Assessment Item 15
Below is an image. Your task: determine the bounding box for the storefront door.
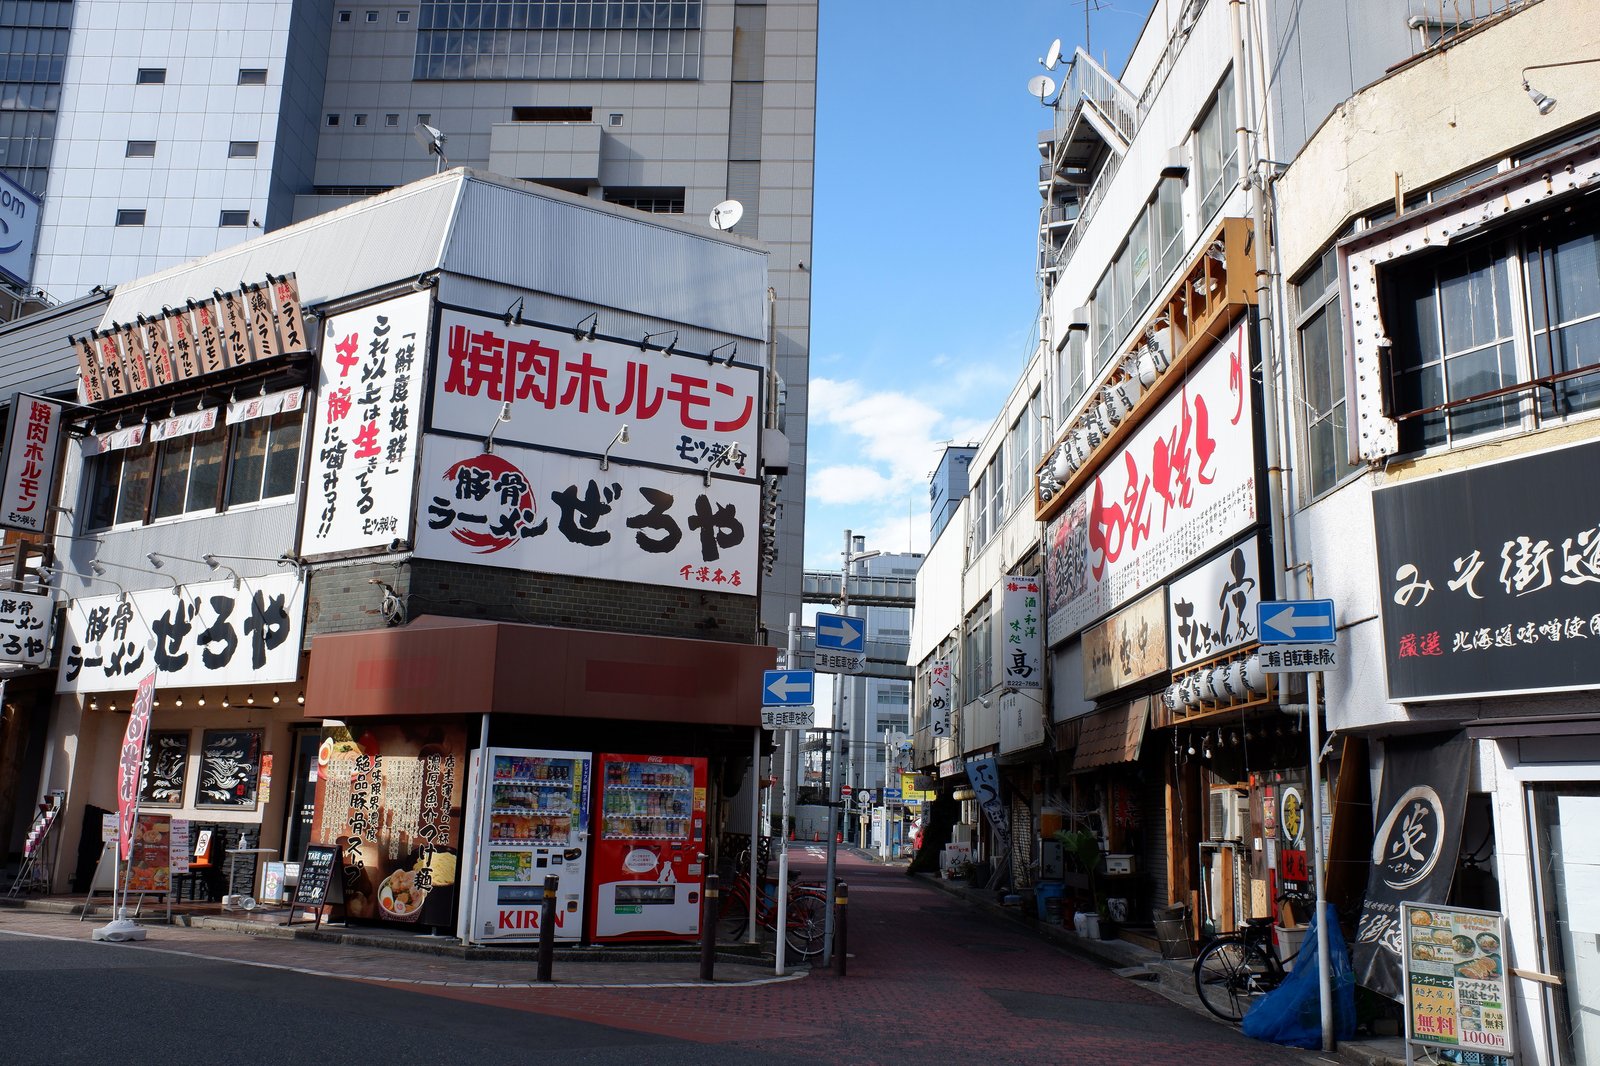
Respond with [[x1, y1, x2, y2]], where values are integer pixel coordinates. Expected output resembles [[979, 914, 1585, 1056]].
[[280, 730, 321, 866], [1530, 784, 1600, 1065]]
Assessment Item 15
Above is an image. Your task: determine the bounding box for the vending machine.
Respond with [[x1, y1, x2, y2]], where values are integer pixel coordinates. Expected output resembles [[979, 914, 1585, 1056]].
[[467, 748, 592, 942], [588, 753, 708, 943]]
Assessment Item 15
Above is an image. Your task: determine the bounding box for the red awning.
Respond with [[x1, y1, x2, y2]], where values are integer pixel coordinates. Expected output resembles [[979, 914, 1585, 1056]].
[[305, 615, 775, 727]]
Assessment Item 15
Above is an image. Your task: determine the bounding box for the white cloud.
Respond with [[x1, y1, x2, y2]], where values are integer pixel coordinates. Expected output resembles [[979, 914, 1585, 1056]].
[[810, 464, 897, 505]]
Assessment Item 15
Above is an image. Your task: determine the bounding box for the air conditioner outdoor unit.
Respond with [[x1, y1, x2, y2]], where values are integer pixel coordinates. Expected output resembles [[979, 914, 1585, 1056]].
[[1208, 786, 1250, 842]]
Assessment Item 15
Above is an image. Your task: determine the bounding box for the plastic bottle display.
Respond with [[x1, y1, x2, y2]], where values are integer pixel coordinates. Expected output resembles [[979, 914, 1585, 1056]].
[[600, 761, 693, 840], [489, 756, 581, 844]]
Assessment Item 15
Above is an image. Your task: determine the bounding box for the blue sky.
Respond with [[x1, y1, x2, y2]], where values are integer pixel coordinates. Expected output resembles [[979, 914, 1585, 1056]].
[[802, 2, 1145, 570]]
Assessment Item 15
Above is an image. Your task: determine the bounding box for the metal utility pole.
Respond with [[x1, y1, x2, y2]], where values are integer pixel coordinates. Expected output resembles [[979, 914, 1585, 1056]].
[[773, 611, 799, 975]]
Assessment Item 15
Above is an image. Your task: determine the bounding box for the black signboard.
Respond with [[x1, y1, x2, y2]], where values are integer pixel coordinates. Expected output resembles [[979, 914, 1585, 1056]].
[[1373, 439, 1600, 700], [197, 729, 262, 809], [1352, 732, 1470, 1000], [287, 844, 340, 928], [139, 730, 190, 806]]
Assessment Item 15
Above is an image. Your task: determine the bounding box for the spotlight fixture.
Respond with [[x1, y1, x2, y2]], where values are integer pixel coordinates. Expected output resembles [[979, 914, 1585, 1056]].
[[572, 312, 599, 341], [246, 693, 255, 706], [272, 692, 281, 705], [297, 693, 306, 706], [600, 424, 630, 471], [503, 296, 525, 327], [483, 400, 513, 454], [1522, 80, 1556, 115], [641, 329, 678, 354], [222, 696, 231, 708], [709, 340, 738, 367]]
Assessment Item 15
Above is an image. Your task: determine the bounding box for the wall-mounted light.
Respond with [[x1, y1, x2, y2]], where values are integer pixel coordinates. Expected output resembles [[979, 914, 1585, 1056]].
[[1520, 59, 1600, 115], [641, 329, 678, 355], [483, 400, 512, 454], [572, 312, 599, 341], [202, 554, 243, 589], [600, 424, 630, 470], [503, 296, 525, 327], [709, 340, 737, 367]]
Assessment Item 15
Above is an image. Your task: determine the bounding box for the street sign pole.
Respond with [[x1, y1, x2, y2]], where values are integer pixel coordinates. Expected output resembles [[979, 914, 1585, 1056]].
[[774, 611, 797, 976], [1308, 665, 1332, 1052]]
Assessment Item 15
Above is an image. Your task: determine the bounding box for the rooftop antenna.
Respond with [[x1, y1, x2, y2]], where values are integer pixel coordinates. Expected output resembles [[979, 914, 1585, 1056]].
[[709, 199, 744, 231], [413, 123, 448, 174]]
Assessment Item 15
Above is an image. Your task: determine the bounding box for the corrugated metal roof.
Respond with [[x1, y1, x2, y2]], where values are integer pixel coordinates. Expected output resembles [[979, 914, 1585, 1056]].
[[101, 169, 768, 340], [0, 290, 111, 399]]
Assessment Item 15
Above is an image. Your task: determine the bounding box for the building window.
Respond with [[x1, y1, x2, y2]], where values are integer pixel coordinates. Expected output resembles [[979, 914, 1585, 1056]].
[[1525, 213, 1600, 418], [125, 140, 156, 158], [412, 0, 703, 81], [218, 210, 250, 227], [226, 410, 304, 507], [354, 113, 368, 126], [970, 470, 988, 550], [963, 604, 992, 705], [397, 9, 411, 21], [366, 10, 379, 21], [609, 113, 624, 127], [1007, 405, 1033, 517], [512, 106, 593, 122], [238, 68, 268, 85], [84, 440, 156, 529], [1194, 72, 1239, 224], [603, 188, 686, 214], [228, 140, 258, 158], [326, 114, 340, 126], [152, 422, 228, 520], [385, 113, 400, 126], [1294, 245, 1358, 499], [338, 9, 352, 21], [136, 67, 166, 84], [115, 209, 146, 226]]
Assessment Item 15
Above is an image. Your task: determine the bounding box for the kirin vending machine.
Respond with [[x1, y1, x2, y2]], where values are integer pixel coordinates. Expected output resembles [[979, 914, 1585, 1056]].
[[467, 748, 592, 942], [588, 753, 707, 943]]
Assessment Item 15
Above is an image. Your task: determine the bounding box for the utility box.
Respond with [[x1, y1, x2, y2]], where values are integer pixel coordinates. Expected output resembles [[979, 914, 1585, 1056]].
[[1039, 839, 1064, 880], [1104, 853, 1135, 876]]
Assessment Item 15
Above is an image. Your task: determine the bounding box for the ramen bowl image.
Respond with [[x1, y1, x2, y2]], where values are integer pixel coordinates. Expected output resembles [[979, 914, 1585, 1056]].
[[378, 868, 429, 919]]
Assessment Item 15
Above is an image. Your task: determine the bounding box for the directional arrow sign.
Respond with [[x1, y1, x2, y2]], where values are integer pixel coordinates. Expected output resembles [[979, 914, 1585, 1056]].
[[815, 612, 866, 653], [1257, 599, 1336, 644], [762, 669, 815, 706]]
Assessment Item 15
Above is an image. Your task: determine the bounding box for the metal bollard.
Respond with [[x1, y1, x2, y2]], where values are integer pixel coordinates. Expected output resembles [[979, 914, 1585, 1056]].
[[536, 874, 558, 982], [832, 880, 848, 977], [699, 874, 718, 981]]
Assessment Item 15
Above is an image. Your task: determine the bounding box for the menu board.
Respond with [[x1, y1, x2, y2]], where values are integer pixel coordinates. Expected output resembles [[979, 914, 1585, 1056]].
[[296, 845, 338, 909], [1401, 903, 1514, 1059], [169, 819, 192, 876], [310, 721, 466, 927], [124, 814, 172, 893]]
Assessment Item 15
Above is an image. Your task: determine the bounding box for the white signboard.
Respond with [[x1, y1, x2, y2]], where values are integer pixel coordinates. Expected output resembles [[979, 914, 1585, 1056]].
[[998, 689, 1046, 755], [814, 649, 865, 674], [414, 435, 761, 596], [82, 424, 146, 457], [1259, 643, 1337, 673], [929, 658, 952, 738], [1000, 574, 1043, 689], [432, 307, 760, 475], [150, 406, 219, 443], [0, 588, 52, 666], [1045, 321, 1257, 644], [57, 571, 305, 693], [1168, 536, 1262, 670], [227, 386, 303, 426], [761, 707, 815, 730], [300, 291, 431, 558], [0, 393, 63, 533], [0, 170, 41, 288]]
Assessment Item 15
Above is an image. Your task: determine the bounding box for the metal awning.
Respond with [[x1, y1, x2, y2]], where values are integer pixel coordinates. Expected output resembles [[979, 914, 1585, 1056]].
[[1071, 696, 1151, 771]]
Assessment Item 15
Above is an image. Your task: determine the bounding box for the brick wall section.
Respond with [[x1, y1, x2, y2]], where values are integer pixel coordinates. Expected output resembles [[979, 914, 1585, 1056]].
[[305, 558, 759, 645]]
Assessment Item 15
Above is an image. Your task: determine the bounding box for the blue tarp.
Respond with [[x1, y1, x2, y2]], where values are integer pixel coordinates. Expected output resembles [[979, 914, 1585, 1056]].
[[1242, 903, 1357, 1049]]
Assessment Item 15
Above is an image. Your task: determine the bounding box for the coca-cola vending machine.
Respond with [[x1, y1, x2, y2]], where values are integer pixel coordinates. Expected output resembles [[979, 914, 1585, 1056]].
[[466, 747, 592, 942], [587, 753, 707, 943]]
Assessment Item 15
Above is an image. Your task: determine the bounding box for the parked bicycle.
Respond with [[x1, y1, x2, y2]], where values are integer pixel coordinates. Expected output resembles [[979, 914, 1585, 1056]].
[[716, 868, 829, 958], [1193, 890, 1313, 1022]]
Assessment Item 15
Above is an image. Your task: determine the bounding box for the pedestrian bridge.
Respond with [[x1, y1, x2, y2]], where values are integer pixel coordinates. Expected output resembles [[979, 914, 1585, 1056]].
[[801, 570, 917, 610]]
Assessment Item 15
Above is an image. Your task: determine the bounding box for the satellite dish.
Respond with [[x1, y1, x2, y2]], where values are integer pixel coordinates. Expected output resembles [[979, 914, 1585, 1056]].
[[1043, 38, 1063, 70], [709, 199, 744, 230], [1027, 74, 1057, 102]]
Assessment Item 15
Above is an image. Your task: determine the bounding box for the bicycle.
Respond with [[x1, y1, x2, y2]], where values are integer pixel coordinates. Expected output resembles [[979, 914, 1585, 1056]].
[[716, 868, 829, 958], [1192, 890, 1313, 1023]]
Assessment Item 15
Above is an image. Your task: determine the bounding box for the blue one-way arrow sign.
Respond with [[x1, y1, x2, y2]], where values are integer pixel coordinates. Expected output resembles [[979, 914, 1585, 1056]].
[[762, 669, 815, 706], [1258, 599, 1336, 644], [815, 612, 865, 652]]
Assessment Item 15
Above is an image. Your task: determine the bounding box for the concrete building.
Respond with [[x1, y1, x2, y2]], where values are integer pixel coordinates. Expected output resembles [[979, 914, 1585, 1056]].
[[7, 0, 816, 649], [835, 547, 919, 798]]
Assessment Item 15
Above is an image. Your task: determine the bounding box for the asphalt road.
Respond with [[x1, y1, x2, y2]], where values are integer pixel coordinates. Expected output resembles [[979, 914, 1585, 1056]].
[[1, 850, 1317, 1066]]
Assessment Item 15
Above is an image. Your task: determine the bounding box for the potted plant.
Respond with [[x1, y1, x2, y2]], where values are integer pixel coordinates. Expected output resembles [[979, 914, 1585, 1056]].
[[1055, 829, 1115, 938]]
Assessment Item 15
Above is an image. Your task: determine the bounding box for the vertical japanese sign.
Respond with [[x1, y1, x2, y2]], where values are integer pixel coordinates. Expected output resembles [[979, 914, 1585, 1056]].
[[929, 658, 952, 738], [1001, 574, 1043, 689], [116, 671, 157, 862], [965, 755, 1010, 854], [57, 572, 303, 693], [0, 392, 64, 533], [1353, 732, 1471, 999], [311, 720, 466, 927], [0, 589, 52, 667], [1373, 439, 1600, 699], [414, 436, 759, 595], [301, 291, 431, 558], [1044, 321, 1257, 644], [1401, 904, 1513, 1058]]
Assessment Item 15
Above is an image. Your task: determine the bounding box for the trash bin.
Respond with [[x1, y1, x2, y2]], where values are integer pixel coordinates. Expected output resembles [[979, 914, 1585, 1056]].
[[1153, 903, 1194, 960], [1035, 881, 1066, 923]]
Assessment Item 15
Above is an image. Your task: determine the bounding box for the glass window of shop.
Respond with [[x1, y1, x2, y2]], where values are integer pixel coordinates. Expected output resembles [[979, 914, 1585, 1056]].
[[1530, 783, 1600, 1066], [1194, 71, 1238, 224], [963, 603, 992, 707]]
